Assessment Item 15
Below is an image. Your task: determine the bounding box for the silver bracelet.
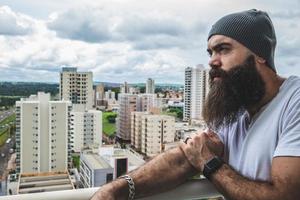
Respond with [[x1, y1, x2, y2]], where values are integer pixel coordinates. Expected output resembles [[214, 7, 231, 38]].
[[119, 175, 135, 200]]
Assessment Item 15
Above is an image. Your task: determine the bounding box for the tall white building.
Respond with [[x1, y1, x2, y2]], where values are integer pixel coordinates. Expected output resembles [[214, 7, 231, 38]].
[[146, 78, 155, 94], [184, 65, 209, 121], [120, 82, 129, 94], [70, 105, 102, 152], [105, 90, 116, 101], [59, 67, 93, 109], [15, 92, 72, 174], [117, 94, 156, 141], [95, 83, 105, 100], [135, 114, 175, 157]]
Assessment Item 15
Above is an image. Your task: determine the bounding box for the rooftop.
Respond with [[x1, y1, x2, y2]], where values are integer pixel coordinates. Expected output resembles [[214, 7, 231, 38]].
[[14, 171, 74, 195], [82, 152, 111, 169]]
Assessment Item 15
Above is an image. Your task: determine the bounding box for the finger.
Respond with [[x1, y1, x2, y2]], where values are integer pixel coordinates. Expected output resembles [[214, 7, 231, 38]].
[[206, 130, 219, 139], [184, 136, 191, 144]]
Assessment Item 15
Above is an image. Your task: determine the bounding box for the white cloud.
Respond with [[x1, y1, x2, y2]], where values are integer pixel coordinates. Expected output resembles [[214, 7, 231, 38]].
[[0, 1, 300, 83], [0, 6, 34, 36]]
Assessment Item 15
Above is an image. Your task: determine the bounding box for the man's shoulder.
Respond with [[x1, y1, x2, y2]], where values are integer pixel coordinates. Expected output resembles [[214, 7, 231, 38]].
[[283, 76, 300, 90], [279, 76, 300, 100]]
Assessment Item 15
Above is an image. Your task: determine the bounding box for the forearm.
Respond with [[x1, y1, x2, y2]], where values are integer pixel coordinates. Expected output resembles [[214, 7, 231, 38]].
[[211, 164, 285, 200], [131, 147, 198, 198], [92, 147, 198, 200]]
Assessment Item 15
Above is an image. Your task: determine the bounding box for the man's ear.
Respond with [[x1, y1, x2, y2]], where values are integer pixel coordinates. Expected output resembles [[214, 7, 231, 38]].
[[256, 56, 266, 64]]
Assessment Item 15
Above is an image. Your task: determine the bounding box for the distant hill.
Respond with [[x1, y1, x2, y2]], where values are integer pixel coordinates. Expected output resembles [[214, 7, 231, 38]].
[[0, 82, 59, 97], [94, 82, 183, 88]]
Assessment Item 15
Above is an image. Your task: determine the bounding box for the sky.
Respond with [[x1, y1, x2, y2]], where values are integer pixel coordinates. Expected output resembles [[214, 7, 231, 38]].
[[0, 0, 299, 84]]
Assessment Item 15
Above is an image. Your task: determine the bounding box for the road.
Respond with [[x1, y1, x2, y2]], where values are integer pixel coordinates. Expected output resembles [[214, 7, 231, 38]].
[[0, 135, 15, 179], [0, 109, 14, 123], [0, 110, 15, 180]]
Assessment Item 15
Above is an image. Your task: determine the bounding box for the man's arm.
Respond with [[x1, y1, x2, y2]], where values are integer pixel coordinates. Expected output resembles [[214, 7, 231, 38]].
[[181, 131, 300, 200], [210, 157, 300, 200], [91, 146, 199, 200]]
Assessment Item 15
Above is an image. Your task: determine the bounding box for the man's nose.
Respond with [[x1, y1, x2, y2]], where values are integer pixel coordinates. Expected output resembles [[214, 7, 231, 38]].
[[208, 54, 221, 68]]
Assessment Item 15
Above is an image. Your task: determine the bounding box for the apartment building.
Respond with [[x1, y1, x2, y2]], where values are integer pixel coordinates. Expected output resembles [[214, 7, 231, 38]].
[[146, 78, 155, 94], [70, 106, 102, 152], [80, 150, 113, 188], [105, 90, 116, 101], [184, 65, 209, 121], [131, 113, 175, 157], [95, 83, 105, 100], [131, 112, 145, 150], [15, 92, 72, 174], [117, 94, 156, 141], [59, 67, 93, 109], [120, 82, 129, 94], [80, 147, 144, 188]]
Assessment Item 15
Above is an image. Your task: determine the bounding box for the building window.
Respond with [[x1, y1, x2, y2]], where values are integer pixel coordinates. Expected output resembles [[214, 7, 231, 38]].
[[106, 173, 113, 183]]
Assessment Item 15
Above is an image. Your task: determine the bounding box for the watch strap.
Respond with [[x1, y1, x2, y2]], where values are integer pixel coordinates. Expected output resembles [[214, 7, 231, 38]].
[[203, 156, 223, 179]]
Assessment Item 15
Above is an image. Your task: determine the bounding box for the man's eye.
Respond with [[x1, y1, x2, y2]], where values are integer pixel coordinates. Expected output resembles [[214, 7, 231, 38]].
[[220, 47, 229, 53]]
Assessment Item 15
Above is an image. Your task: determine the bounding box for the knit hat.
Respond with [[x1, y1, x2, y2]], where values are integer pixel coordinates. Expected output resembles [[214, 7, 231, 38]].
[[208, 9, 277, 72]]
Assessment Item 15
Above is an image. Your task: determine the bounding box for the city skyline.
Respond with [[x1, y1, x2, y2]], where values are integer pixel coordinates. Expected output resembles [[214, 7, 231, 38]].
[[0, 0, 299, 84]]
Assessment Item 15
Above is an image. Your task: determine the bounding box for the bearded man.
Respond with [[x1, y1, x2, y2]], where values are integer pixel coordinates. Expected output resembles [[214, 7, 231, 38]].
[[92, 9, 300, 200]]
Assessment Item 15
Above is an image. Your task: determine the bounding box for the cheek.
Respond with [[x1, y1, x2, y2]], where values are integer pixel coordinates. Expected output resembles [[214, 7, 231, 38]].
[[221, 55, 244, 71]]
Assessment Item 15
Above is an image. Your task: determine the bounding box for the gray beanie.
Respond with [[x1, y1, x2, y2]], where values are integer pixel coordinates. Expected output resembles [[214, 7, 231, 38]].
[[208, 9, 277, 72]]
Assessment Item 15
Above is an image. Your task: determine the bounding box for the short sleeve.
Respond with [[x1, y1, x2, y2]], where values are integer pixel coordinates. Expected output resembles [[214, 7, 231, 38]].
[[274, 90, 300, 157]]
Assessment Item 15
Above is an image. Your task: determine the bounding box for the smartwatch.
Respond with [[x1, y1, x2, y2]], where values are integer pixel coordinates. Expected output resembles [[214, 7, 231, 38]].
[[203, 156, 224, 179]]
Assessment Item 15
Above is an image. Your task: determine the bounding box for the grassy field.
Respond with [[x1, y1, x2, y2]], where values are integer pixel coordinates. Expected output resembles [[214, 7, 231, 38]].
[[102, 112, 117, 137], [0, 114, 16, 126], [0, 114, 15, 146], [0, 127, 9, 146]]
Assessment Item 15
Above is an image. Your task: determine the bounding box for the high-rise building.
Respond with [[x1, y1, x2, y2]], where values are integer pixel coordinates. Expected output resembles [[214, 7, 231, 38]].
[[138, 114, 175, 157], [129, 87, 140, 94], [117, 94, 138, 141], [95, 83, 105, 100], [146, 78, 155, 94], [131, 112, 145, 150], [184, 65, 209, 121], [59, 67, 93, 109], [184, 67, 192, 121], [15, 92, 72, 174], [105, 90, 116, 101], [120, 82, 129, 94], [70, 105, 102, 152], [117, 94, 156, 141]]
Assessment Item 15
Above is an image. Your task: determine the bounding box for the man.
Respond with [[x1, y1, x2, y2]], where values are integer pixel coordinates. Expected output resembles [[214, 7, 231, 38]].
[[92, 9, 300, 200]]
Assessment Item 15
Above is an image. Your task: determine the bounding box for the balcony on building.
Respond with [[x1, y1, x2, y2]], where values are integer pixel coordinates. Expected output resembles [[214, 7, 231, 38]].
[[2, 178, 223, 200]]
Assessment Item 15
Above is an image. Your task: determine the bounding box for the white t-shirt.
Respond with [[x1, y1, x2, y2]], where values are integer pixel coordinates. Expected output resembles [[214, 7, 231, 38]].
[[218, 76, 300, 181]]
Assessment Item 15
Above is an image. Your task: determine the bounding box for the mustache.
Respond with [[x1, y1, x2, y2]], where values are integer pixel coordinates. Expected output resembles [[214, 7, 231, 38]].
[[209, 67, 228, 81]]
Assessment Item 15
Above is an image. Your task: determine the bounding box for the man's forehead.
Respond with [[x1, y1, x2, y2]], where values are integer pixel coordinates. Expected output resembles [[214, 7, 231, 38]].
[[207, 35, 238, 49]]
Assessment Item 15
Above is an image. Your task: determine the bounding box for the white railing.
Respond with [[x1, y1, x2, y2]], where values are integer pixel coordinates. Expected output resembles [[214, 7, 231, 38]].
[[0, 179, 223, 200]]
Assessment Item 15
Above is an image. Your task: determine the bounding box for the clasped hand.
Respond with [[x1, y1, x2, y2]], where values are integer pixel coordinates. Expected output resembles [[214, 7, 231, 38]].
[[180, 130, 224, 172]]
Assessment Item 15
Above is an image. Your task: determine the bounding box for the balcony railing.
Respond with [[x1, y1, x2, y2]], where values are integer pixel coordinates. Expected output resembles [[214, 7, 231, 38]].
[[1, 179, 222, 200]]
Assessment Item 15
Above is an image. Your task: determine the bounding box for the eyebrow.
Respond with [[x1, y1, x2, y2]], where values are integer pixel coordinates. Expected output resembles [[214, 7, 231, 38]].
[[207, 42, 232, 54]]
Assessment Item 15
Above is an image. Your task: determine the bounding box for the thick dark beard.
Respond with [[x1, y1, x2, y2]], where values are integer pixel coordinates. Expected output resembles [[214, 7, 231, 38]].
[[202, 55, 266, 130]]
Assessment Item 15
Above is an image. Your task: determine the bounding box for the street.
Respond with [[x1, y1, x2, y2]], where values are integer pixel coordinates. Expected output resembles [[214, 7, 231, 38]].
[[0, 135, 15, 179], [0, 109, 14, 122], [0, 110, 15, 181]]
